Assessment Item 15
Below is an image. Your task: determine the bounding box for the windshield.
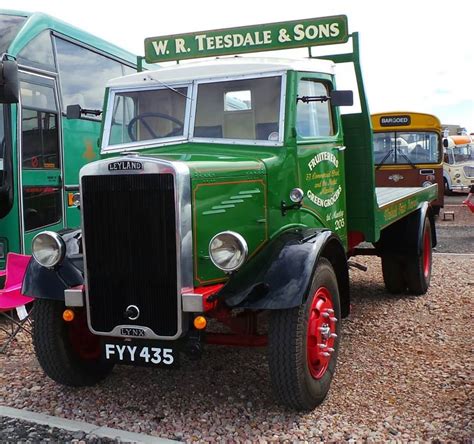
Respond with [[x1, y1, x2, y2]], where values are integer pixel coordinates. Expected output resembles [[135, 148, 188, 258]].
[[0, 14, 27, 54], [449, 144, 474, 164], [194, 76, 281, 141], [105, 74, 283, 149], [108, 87, 189, 146], [374, 131, 440, 165]]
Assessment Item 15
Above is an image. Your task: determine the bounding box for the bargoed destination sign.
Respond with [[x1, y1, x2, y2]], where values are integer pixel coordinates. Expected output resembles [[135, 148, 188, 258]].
[[144, 16, 349, 63]]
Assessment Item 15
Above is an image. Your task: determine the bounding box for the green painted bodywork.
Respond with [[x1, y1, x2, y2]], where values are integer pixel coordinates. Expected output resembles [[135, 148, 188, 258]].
[[376, 186, 438, 229], [99, 32, 437, 287], [0, 10, 141, 268]]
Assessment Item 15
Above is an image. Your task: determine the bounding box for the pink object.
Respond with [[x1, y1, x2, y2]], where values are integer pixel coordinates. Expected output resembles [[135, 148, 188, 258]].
[[0, 253, 34, 353], [465, 200, 474, 213], [0, 253, 34, 309]]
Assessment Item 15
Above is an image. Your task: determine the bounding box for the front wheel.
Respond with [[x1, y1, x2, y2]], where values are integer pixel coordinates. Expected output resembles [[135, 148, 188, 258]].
[[33, 299, 113, 386], [268, 258, 341, 410]]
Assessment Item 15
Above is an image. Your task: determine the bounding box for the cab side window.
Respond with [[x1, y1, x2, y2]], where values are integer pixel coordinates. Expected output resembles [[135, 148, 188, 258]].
[[296, 79, 334, 138]]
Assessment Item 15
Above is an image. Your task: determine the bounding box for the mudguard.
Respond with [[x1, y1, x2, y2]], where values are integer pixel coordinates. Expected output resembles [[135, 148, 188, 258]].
[[220, 227, 350, 315], [22, 229, 84, 300], [376, 202, 437, 256]]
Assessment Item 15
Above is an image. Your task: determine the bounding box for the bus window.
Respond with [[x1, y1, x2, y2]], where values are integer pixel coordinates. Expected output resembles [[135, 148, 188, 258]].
[[296, 80, 334, 138], [0, 14, 27, 53], [23, 186, 62, 231], [55, 37, 125, 113], [20, 80, 59, 169], [17, 30, 56, 72]]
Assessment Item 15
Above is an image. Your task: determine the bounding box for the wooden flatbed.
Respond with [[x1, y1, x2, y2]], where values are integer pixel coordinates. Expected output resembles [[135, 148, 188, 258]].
[[375, 184, 438, 230]]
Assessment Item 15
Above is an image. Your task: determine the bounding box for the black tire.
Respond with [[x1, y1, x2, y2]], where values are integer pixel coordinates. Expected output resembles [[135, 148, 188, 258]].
[[444, 178, 453, 196], [33, 299, 113, 386], [404, 218, 432, 295], [268, 258, 341, 411], [381, 255, 407, 294]]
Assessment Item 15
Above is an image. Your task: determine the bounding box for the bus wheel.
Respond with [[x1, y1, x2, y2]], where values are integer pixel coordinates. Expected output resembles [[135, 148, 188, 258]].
[[404, 218, 432, 295], [33, 299, 113, 386], [381, 255, 406, 294], [444, 178, 453, 196], [268, 258, 341, 410]]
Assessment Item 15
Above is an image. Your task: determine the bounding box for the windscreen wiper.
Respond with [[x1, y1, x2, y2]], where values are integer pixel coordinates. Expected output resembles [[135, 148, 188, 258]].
[[144, 74, 192, 101], [375, 149, 394, 169], [395, 147, 417, 169]]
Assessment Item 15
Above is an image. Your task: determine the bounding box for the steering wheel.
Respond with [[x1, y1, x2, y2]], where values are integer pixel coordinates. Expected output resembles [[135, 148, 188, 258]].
[[127, 112, 184, 141]]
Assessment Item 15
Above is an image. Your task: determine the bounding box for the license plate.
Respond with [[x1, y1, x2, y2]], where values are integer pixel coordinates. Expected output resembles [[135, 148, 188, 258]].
[[103, 340, 179, 368]]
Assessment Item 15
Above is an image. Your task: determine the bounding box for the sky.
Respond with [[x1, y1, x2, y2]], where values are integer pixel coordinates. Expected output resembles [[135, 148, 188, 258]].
[[3, 0, 474, 131]]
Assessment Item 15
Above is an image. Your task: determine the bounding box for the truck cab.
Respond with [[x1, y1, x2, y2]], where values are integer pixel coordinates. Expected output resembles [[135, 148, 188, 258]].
[[22, 17, 437, 411]]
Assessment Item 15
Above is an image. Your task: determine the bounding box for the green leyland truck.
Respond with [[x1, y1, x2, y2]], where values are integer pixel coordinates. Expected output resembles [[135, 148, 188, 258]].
[[23, 16, 437, 410]]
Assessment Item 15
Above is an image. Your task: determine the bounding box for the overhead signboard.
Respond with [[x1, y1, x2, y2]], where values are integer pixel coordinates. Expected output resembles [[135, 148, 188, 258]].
[[145, 15, 349, 63], [379, 115, 412, 127]]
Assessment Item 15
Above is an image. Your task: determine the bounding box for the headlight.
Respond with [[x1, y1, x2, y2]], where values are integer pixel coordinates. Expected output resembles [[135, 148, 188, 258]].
[[209, 231, 248, 272], [32, 231, 66, 268]]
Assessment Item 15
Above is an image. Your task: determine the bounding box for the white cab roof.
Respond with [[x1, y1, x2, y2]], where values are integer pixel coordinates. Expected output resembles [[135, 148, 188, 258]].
[[107, 56, 335, 88]]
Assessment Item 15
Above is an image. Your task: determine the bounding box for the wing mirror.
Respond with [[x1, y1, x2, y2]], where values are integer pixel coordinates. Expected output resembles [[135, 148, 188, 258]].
[[66, 104, 102, 119], [329, 90, 353, 107]]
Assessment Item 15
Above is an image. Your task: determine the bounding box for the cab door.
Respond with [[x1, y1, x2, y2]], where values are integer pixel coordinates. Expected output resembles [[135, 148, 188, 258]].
[[295, 73, 348, 247], [19, 72, 64, 253]]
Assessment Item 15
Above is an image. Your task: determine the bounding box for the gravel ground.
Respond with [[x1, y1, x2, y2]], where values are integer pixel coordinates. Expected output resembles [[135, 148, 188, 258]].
[[0, 416, 119, 443], [1, 255, 473, 442]]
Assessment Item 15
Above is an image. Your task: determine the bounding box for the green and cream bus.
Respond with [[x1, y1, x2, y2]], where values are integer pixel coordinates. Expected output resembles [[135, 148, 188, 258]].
[[0, 9, 145, 273]]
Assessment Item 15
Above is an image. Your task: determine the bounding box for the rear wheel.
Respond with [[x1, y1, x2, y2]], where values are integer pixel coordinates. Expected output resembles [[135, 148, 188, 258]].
[[33, 299, 113, 386], [268, 258, 341, 410], [381, 255, 406, 294], [404, 218, 432, 295]]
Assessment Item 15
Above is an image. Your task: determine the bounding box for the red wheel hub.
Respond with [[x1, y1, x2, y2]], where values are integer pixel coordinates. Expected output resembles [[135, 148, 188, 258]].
[[423, 227, 431, 279], [307, 287, 337, 380], [67, 310, 101, 360]]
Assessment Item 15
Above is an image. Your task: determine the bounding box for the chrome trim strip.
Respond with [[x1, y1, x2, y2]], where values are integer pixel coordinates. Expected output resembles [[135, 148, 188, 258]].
[[79, 154, 192, 340]]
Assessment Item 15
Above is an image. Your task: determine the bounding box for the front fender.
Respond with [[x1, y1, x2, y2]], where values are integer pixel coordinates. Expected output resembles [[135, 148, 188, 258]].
[[220, 228, 339, 310], [22, 229, 84, 300]]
